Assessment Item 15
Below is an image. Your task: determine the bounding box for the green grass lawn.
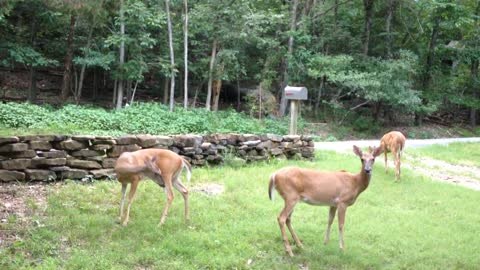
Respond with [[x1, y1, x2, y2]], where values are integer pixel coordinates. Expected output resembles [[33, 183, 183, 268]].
[[407, 142, 480, 167], [2, 149, 480, 270]]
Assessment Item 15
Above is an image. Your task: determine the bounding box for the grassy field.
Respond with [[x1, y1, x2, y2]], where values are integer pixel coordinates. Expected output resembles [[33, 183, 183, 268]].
[[1, 149, 480, 270], [407, 142, 480, 167]]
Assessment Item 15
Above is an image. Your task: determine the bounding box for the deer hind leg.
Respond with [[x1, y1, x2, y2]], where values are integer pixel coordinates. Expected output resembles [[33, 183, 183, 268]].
[[395, 149, 401, 180], [324, 206, 337, 245], [337, 204, 347, 251], [159, 175, 175, 225], [173, 179, 189, 223], [278, 198, 299, 257], [119, 182, 128, 222], [122, 177, 140, 226], [286, 211, 302, 248], [384, 150, 388, 173]]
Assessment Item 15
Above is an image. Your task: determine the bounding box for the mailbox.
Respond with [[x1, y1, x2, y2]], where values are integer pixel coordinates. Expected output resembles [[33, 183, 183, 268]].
[[285, 86, 307, 100], [284, 86, 308, 135]]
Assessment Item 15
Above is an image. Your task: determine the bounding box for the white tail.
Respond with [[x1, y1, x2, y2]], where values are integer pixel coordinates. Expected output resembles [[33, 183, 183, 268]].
[[115, 149, 192, 226], [182, 158, 192, 182], [380, 131, 406, 180], [269, 145, 383, 257], [268, 173, 276, 201]]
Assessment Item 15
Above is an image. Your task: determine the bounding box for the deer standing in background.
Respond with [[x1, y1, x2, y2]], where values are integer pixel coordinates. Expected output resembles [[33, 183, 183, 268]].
[[380, 131, 406, 180], [268, 145, 383, 257], [114, 149, 192, 226]]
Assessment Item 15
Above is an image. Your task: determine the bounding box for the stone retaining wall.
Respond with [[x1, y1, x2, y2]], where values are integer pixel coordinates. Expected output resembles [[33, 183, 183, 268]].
[[0, 134, 315, 182]]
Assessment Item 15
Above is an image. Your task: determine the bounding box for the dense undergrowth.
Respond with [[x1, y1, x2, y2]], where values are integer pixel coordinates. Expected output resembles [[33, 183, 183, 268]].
[[0, 102, 299, 136]]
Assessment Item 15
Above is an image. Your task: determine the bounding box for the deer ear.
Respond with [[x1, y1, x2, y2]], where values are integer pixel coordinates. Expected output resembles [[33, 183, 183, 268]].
[[353, 145, 362, 157], [373, 146, 384, 157]]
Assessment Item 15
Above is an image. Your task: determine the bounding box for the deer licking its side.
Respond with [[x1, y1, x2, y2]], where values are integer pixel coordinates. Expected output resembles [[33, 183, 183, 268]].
[[114, 149, 192, 226]]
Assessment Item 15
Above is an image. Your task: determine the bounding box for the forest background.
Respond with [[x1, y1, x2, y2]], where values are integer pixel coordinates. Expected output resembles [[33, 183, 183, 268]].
[[1, 0, 479, 136]]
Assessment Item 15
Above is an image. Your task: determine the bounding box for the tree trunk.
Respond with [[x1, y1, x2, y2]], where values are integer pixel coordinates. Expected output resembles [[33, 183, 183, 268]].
[[471, 60, 479, 127], [470, 1, 480, 127], [212, 80, 222, 112], [166, 0, 175, 111], [116, 0, 125, 109], [183, 0, 189, 109], [279, 0, 299, 117], [314, 75, 326, 114], [385, 0, 396, 58], [112, 79, 117, 106], [60, 14, 77, 103], [423, 16, 440, 89], [236, 80, 241, 111], [27, 15, 37, 103], [362, 0, 374, 56], [93, 68, 98, 99], [163, 78, 169, 104], [77, 25, 94, 101], [206, 39, 217, 111], [212, 63, 224, 112]]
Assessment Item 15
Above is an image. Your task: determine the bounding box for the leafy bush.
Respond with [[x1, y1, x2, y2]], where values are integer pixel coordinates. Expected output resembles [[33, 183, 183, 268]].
[[352, 116, 381, 135], [0, 102, 296, 135]]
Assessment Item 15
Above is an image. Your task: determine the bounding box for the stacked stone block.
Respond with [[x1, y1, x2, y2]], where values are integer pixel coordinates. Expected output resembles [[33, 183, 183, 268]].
[[0, 134, 315, 182]]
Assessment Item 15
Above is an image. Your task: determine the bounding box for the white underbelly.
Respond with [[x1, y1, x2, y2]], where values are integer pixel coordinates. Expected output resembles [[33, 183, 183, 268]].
[[301, 197, 334, 206]]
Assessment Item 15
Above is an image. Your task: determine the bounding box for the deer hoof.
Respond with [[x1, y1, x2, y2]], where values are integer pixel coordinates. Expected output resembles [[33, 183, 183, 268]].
[[286, 249, 294, 257]]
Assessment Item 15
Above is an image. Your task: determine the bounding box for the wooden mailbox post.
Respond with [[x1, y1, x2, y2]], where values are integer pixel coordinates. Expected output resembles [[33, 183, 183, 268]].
[[284, 86, 308, 135]]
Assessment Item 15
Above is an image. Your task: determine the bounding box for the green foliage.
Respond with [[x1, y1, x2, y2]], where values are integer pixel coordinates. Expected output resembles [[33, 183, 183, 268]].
[[0, 43, 59, 68], [0, 102, 291, 135], [352, 115, 381, 134], [1, 0, 480, 125]]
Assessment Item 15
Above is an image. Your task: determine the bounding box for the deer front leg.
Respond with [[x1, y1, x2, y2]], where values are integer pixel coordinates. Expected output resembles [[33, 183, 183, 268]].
[[159, 176, 175, 225], [337, 204, 347, 251], [122, 178, 139, 226], [324, 206, 337, 245], [119, 182, 128, 222]]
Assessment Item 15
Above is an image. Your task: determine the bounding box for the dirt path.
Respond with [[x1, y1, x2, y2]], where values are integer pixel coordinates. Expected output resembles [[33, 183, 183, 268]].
[[402, 155, 480, 191], [0, 183, 48, 247]]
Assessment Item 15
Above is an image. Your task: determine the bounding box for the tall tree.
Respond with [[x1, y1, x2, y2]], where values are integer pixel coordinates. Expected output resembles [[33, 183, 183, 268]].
[[385, 0, 396, 58], [183, 0, 189, 109], [363, 0, 374, 55], [166, 0, 175, 112], [279, 0, 299, 117], [115, 0, 125, 109], [469, 0, 480, 127], [206, 39, 217, 111], [60, 14, 77, 102]]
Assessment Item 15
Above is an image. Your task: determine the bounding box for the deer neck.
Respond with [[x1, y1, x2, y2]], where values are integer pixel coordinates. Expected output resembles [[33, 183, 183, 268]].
[[355, 170, 372, 193]]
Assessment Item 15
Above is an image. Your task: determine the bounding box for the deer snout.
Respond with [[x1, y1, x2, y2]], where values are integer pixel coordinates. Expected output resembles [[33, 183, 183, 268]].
[[364, 164, 372, 174]]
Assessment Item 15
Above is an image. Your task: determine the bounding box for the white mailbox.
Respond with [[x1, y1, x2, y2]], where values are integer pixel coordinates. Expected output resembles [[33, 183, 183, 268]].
[[285, 86, 308, 100]]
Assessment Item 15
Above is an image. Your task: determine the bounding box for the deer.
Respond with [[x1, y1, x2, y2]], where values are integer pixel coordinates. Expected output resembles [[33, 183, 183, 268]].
[[379, 131, 406, 181], [114, 148, 192, 226], [268, 145, 383, 257]]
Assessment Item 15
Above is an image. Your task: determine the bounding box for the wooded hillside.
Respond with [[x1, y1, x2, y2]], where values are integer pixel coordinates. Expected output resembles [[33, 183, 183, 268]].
[[0, 0, 479, 127]]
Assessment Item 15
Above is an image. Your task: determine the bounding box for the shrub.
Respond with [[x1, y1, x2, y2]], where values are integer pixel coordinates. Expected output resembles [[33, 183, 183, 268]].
[[0, 102, 296, 135]]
